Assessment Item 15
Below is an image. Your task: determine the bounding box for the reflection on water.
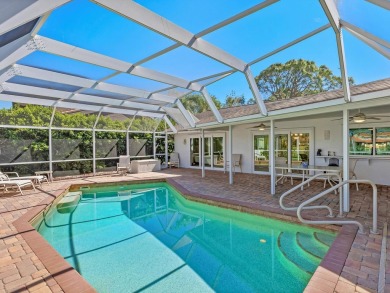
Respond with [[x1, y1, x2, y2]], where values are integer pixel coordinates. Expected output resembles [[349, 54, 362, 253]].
[[36, 183, 335, 293]]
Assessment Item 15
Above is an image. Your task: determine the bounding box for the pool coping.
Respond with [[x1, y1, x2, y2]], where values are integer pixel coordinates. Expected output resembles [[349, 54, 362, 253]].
[[13, 178, 357, 293]]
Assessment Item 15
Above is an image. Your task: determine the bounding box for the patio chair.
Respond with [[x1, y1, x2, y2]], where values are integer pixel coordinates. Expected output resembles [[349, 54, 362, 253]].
[[169, 152, 180, 168], [224, 154, 242, 174], [275, 156, 293, 185], [2, 171, 49, 186], [323, 158, 340, 189], [0, 173, 36, 195], [117, 155, 131, 175]]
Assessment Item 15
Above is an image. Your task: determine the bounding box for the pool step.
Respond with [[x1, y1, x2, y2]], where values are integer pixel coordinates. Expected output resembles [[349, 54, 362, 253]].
[[57, 191, 81, 213], [277, 232, 320, 275], [314, 232, 334, 247], [296, 232, 329, 260]]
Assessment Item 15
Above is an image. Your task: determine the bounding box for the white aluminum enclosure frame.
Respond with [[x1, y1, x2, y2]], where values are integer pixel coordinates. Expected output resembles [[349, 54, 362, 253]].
[[0, 0, 388, 188], [1, 0, 386, 125]]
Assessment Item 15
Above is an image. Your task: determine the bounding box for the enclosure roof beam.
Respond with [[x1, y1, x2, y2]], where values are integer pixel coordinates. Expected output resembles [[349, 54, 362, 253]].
[[92, 0, 247, 72], [319, 0, 341, 33], [49, 106, 56, 128], [0, 0, 71, 36], [37, 36, 204, 91], [133, 0, 279, 66], [176, 100, 196, 128], [365, 0, 390, 10], [164, 116, 177, 133], [245, 68, 268, 115], [126, 113, 137, 131], [0, 35, 32, 71], [341, 20, 390, 59], [319, 0, 351, 102], [0, 93, 164, 118], [2, 82, 166, 114], [92, 0, 268, 116], [14, 65, 178, 104], [93, 108, 103, 129], [343, 27, 390, 60], [249, 24, 331, 65], [201, 88, 224, 123]]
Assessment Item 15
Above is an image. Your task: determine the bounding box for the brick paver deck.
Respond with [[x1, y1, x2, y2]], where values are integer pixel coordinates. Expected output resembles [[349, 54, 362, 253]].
[[1, 168, 388, 292]]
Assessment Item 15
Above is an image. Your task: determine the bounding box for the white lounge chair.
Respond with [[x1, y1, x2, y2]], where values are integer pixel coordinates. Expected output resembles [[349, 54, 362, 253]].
[[117, 155, 131, 175], [0, 173, 36, 195], [169, 152, 180, 168], [2, 171, 49, 186]]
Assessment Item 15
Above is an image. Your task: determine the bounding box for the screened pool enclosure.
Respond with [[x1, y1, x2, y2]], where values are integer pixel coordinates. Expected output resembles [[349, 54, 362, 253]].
[[0, 105, 174, 177], [0, 0, 389, 179]]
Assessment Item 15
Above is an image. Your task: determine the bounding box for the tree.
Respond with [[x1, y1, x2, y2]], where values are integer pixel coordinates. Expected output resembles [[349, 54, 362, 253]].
[[223, 90, 246, 107], [246, 97, 256, 105], [181, 93, 221, 114], [255, 59, 354, 101]]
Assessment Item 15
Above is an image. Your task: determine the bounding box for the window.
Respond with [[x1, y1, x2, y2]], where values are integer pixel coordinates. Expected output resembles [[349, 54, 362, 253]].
[[375, 127, 390, 155], [349, 128, 373, 155]]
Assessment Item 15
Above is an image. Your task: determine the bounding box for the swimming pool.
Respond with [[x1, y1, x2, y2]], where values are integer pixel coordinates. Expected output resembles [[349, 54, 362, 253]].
[[34, 182, 336, 292]]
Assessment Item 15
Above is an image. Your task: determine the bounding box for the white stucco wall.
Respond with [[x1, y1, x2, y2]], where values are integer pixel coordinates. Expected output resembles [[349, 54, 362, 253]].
[[174, 117, 390, 186]]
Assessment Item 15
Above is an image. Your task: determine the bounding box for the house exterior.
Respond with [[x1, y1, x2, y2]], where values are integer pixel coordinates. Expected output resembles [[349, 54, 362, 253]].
[[173, 78, 390, 186]]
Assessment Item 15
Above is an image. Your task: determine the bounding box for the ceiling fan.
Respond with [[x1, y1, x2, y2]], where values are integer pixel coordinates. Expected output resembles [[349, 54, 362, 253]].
[[333, 110, 390, 123], [248, 123, 275, 130]]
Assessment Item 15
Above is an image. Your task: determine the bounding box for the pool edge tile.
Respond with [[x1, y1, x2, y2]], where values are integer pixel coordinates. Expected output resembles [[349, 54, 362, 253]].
[[12, 183, 98, 293]]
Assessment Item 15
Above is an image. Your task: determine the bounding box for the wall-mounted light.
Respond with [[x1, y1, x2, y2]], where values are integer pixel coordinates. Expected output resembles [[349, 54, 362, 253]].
[[183, 138, 187, 145]]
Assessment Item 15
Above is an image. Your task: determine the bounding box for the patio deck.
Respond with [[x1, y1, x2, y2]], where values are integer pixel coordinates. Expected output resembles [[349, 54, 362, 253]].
[[0, 168, 388, 293]]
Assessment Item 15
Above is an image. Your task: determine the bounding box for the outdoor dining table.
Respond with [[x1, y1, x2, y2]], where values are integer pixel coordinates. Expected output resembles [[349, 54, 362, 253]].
[[275, 164, 342, 190]]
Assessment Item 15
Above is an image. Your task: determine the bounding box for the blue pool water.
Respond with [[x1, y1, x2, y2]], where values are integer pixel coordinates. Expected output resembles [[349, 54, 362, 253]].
[[35, 183, 336, 292]]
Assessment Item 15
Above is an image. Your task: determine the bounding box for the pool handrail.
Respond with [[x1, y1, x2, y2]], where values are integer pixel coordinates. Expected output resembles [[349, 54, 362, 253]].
[[297, 179, 377, 234], [279, 173, 343, 217]]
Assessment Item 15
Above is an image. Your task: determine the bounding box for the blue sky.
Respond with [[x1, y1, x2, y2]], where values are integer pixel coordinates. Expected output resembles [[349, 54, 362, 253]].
[[1, 0, 389, 109]]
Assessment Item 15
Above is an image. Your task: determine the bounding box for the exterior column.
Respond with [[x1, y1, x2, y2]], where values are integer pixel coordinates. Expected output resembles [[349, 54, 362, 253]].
[[92, 129, 96, 176], [48, 107, 55, 175], [342, 109, 350, 212], [165, 132, 168, 169], [270, 119, 275, 195], [153, 131, 156, 159], [229, 125, 233, 184], [49, 127, 52, 173], [201, 129, 205, 178], [126, 131, 129, 156]]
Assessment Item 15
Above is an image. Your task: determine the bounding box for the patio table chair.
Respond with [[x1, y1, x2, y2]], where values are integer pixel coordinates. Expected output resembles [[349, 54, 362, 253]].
[[323, 158, 359, 191], [224, 154, 242, 174], [169, 152, 180, 168], [117, 155, 131, 175], [275, 156, 293, 185]]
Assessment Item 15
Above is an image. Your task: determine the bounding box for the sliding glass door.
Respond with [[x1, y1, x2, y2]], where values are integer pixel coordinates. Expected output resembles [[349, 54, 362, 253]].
[[291, 133, 310, 163], [190, 138, 200, 166], [252, 130, 311, 173], [253, 134, 269, 172], [189, 134, 224, 169]]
